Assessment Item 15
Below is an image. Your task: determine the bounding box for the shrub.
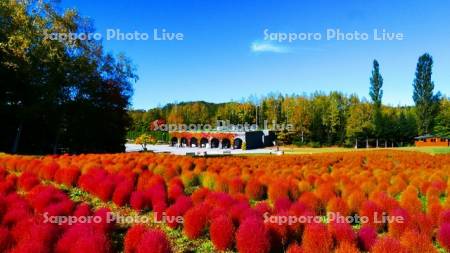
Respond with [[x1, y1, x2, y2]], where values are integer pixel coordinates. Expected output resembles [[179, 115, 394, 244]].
[[180, 171, 198, 189], [18, 222, 59, 245], [439, 210, 450, 225], [124, 224, 147, 253], [112, 179, 134, 206], [288, 201, 310, 235], [0, 227, 12, 252], [9, 240, 49, 253], [228, 177, 245, 194], [286, 243, 303, 253], [136, 229, 171, 253], [54, 167, 80, 186], [0, 194, 6, 219], [210, 215, 234, 251], [152, 200, 168, 221], [55, 224, 110, 253], [399, 190, 422, 215], [2, 196, 33, 227], [0, 167, 6, 180], [191, 187, 210, 204], [327, 197, 349, 216], [371, 192, 400, 213], [205, 192, 235, 210], [9, 221, 59, 253], [427, 203, 442, 226], [298, 192, 320, 213], [288, 201, 309, 215], [200, 172, 216, 190], [254, 201, 272, 216], [229, 202, 252, 224], [371, 237, 408, 253], [10, 219, 32, 242], [167, 178, 184, 201], [78, 169, 105, 193], [399, 230, 436, 253], [130, 191, 148, 211], [183, 204, 209, 239], [136, 171, 153, 190], [213, 176, 228, 192], [359, 201, 383, 230], [268, 180, 289, 203], [329, 221, 356, 244], [40, 162, 59, 180], [357, 226, 377, 251], [410, 213, 433, 237], [93, 208, 114, 233], [44, 199, 74, 217], [17, 172, 40, 191], [147, 184, 167, 208], [266, 211, 290, 250], [0, 176, 16, 194], [347, 191, 366, 213], [274, 197, 292, 213], [245, 178, 266, 201], [28, 186, 71, 213], [437, 223, 450, 251], [239, 208, 261, 223], [236, 217, 270, 253], [165, 196, 193, 228], [209, 206, 228, 220], [233, 193, 249, 204], [301, 223, 332, 253], [388, 208, 410, 238], [334, 242, 360, 253], [315, 183, 336, 204], [95, 177, 116, 202], [73, 203, 91, 218]]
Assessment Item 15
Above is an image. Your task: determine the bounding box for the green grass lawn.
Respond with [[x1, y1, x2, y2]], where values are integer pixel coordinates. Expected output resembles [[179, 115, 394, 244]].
[[279, 146, 450, 155], [281, 147, 356, 154], [397, 146, 450, 154]]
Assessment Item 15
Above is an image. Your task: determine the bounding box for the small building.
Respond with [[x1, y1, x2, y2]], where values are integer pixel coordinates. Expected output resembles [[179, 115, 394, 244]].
[[415, 135, 450, 147], [169, 130, 276, 149]]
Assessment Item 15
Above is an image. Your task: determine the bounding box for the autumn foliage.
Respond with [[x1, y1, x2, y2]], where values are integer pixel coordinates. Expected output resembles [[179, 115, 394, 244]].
[[0, 150, 449, 252]]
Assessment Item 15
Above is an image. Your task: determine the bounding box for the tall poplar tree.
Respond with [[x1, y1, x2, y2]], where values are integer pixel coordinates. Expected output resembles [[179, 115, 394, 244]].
[[412, 53, 440, 135], [369, 60, 383, 146]]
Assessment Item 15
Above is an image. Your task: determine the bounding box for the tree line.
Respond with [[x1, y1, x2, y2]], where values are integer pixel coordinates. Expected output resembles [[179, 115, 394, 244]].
[[0, 0, 136, 154], [130, 54, 449, 147]]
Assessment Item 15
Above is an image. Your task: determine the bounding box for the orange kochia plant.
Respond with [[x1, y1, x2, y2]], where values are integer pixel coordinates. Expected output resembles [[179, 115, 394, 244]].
[[0, 151, 450, 252]]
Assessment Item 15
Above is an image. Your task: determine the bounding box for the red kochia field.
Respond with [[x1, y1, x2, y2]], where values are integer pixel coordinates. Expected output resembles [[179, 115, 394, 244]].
[[0, 151, 449, 253]]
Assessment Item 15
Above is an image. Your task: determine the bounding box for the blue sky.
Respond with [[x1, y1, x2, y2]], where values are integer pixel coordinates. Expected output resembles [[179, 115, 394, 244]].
[[61, 0, 450, 109]]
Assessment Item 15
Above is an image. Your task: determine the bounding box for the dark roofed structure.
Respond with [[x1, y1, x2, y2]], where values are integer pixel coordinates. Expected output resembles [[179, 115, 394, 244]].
[[415, 135, 450, 147]]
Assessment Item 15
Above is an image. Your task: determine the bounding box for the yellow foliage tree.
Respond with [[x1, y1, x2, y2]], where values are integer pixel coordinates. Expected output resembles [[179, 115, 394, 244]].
[[135, 134, 156, 151]]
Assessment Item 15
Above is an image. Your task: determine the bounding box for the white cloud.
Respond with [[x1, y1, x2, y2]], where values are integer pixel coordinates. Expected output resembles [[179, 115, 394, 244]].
[[250, 41, 289, 53]]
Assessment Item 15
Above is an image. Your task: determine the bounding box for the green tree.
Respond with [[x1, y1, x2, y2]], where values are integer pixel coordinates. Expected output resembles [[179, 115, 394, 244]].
[[0, 0, 136, 154], [369, 60, 383, 146], [369, 60, 383, 107], [394, 109, 417, 146], [412, 53, 440, 135], [434, 98, 450, 137], [291, 96, 312, 143], [345, 96, 373, 148], [135, 133, 156, 151]]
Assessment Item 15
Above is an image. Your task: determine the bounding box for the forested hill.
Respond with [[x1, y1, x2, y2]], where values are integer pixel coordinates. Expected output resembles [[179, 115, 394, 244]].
[[128, 93, 424, 146]]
